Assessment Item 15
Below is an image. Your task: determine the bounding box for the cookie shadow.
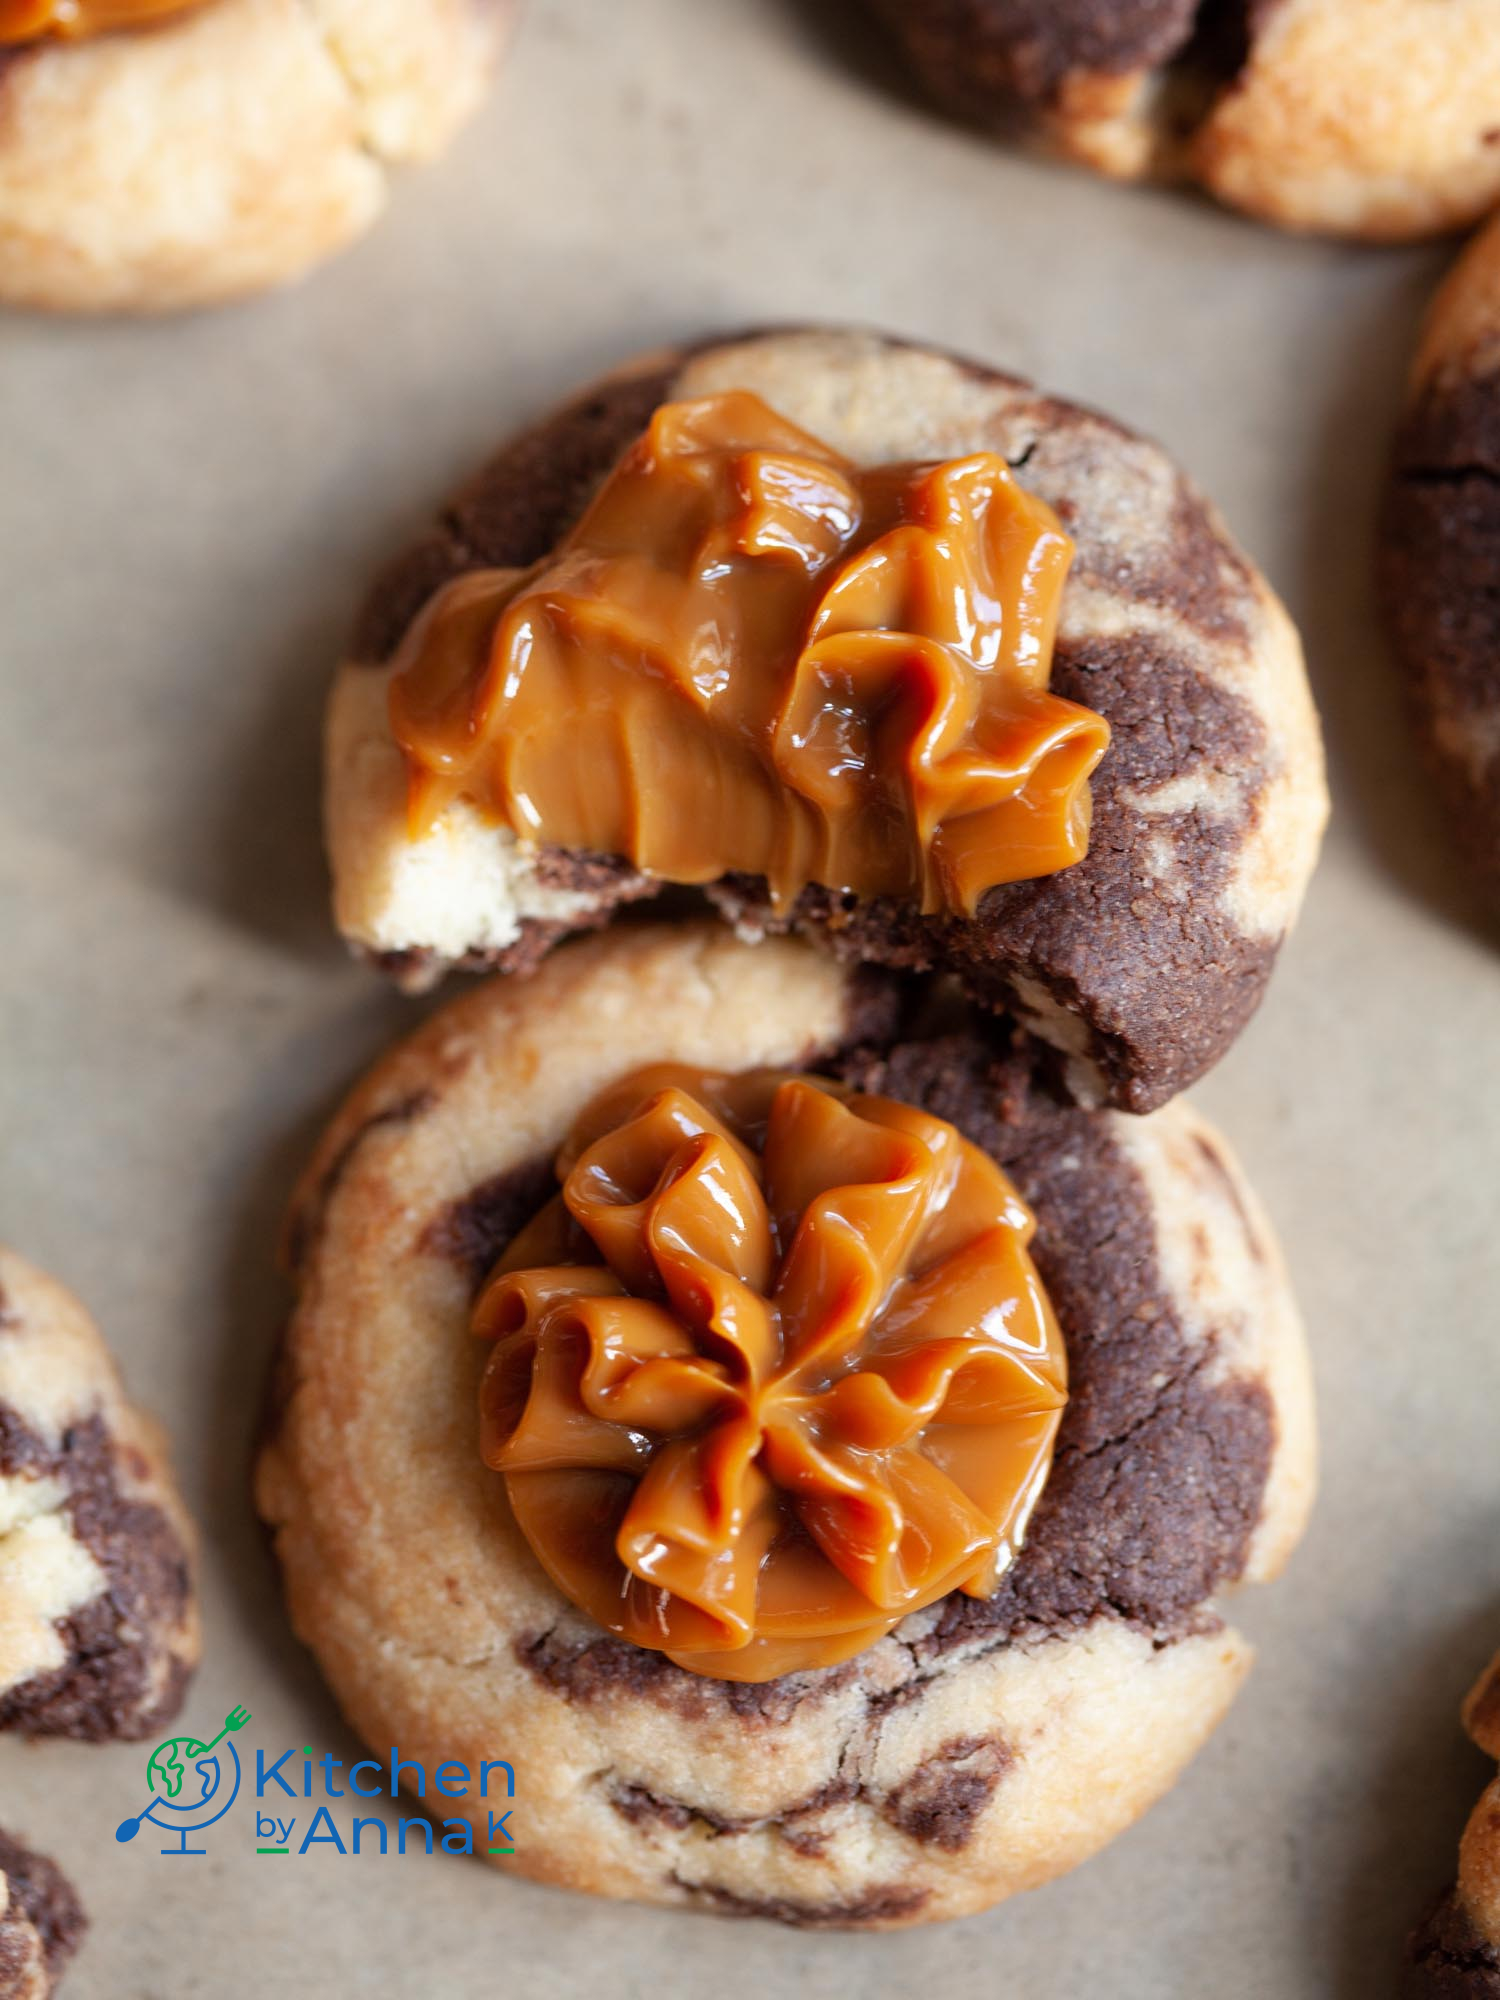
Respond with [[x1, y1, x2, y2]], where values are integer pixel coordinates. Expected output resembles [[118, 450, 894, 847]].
[[199, 992, 436, 1738], [201, 1086, 348, 1730], [1297, 247, 1499, 949], [757, 0, 925, 110], [204, 588, 354, 965], [1330, 1593, 1499, 1997]]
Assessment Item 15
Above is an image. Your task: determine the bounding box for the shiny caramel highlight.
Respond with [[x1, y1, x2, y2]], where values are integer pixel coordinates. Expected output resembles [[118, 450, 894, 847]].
[[391, 392, 1108, 918]]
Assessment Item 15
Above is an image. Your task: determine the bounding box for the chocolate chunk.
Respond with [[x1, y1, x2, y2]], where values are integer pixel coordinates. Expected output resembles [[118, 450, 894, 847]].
[[0, 1409, 192, 1743], [421, 1156, 558, 1289], [1404, 1889, 1500, 1998], [518, 1625, 860, 1724], [881, 1734, 1012, 1848], [608, 1774, 858, 1841]]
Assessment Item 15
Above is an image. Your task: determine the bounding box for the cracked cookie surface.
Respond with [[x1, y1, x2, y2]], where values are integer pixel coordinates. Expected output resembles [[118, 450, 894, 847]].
[[1381, 212, 1500, 911], [255, 922, 1315, 1926], [857, 0, 1500, 240], [0, 1248, 198, 1741], [0, 1829, 84, 2000], [0, 0, 515, 311], [1404, 1648, 1500, 1997], [330, 326, 1326, 1115]]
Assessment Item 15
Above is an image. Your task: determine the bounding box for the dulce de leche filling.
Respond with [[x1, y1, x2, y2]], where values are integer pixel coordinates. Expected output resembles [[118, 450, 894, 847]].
[[0, 0, 202, 42], [390, 391, 1110, 918], [473, 1064, 1069, 1682]]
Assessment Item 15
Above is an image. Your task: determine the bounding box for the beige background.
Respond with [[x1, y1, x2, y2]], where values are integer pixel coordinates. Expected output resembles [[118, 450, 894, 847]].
[[1, 1, 1497, 1993]]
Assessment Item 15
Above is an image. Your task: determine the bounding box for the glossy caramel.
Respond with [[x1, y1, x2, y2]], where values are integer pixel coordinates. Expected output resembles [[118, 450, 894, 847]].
[[391, 392, 1109, 918], [473, 1065, 1069, 1682], [0, 0, 201, 43]]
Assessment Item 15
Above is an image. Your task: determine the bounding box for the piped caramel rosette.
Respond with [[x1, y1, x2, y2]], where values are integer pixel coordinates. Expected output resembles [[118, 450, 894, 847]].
[[390, 390, 1110, 920], [473, 1062, 1068, 1682], [0, 0, 201, 42]]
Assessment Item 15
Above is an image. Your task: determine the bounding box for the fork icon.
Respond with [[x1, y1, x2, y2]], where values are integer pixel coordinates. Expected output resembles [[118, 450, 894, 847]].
[[197, 1704, 252, 1756]]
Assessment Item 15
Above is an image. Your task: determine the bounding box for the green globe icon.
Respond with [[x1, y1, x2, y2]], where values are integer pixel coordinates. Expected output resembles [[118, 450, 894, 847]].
[[146, 1737, 222, 1813], [116, 1704, 251, 1855]]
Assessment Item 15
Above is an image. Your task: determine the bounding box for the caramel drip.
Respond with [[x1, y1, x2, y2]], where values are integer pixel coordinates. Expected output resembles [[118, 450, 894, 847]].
[[0, 0, 202, 42], [474, 1065, 1069, 1682], [391, 392, 1110, 918]]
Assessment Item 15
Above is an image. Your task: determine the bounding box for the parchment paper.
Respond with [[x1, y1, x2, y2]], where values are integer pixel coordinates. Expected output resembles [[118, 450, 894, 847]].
[[2, 2, 1497, 1994]]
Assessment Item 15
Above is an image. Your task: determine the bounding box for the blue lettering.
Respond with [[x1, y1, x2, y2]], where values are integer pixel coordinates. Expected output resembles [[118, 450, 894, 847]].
[[298, 1807, 346, 1856], [319, 1753, 345, 1799], [434, 1760, 468, 1799], [351, 1817, 387, 1855], [441, 1820, 474, 1856], [479, 1760, 515, 1799], [256, 1749, 296, 1799], [397, 1818, 433, 1855], [349, 1760, 382, 1799], [488, 1809, 514, 1848], [390, 1750, 425, 1799]]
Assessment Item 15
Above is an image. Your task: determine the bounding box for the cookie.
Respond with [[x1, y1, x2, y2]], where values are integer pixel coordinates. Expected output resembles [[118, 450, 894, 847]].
[[857, 0, 1500, 241], [0, 1830, 84, 2000], [1381, 212, 1500, 907], [0, 0, 514, 312], [328, 326, 1326, 1115], [256, 923, 1315, 1927], [0, 1248, 198, 1740], [1404, 1649, 1500, 1997]]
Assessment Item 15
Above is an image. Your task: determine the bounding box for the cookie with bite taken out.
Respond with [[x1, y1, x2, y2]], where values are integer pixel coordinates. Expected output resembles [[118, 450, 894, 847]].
[[328, 326, 1326, 1114]]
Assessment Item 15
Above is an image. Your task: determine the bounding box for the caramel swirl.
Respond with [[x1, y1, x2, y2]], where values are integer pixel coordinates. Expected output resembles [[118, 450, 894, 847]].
[[0, 0, 202, 43], [391, 391, 1110, 918], [474, 1065, 1068, 1682]]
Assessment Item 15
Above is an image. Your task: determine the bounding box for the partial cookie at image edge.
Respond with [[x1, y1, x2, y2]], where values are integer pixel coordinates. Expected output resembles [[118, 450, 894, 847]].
[[0, 1247, 199, 1742]]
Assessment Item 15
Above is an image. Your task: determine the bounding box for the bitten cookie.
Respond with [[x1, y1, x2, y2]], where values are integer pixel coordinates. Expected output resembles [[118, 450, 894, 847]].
[[856, 0, 1500, 241], [1404, 1649, 1500, 1997], [1381, 212, 1500, 908], [0, 0, 514, 313], [0, 1830, 84, 2000], [256, 923, 1316, 1928], [328, 326, 1326, 1115], [0, 1248, 198, 1739]]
